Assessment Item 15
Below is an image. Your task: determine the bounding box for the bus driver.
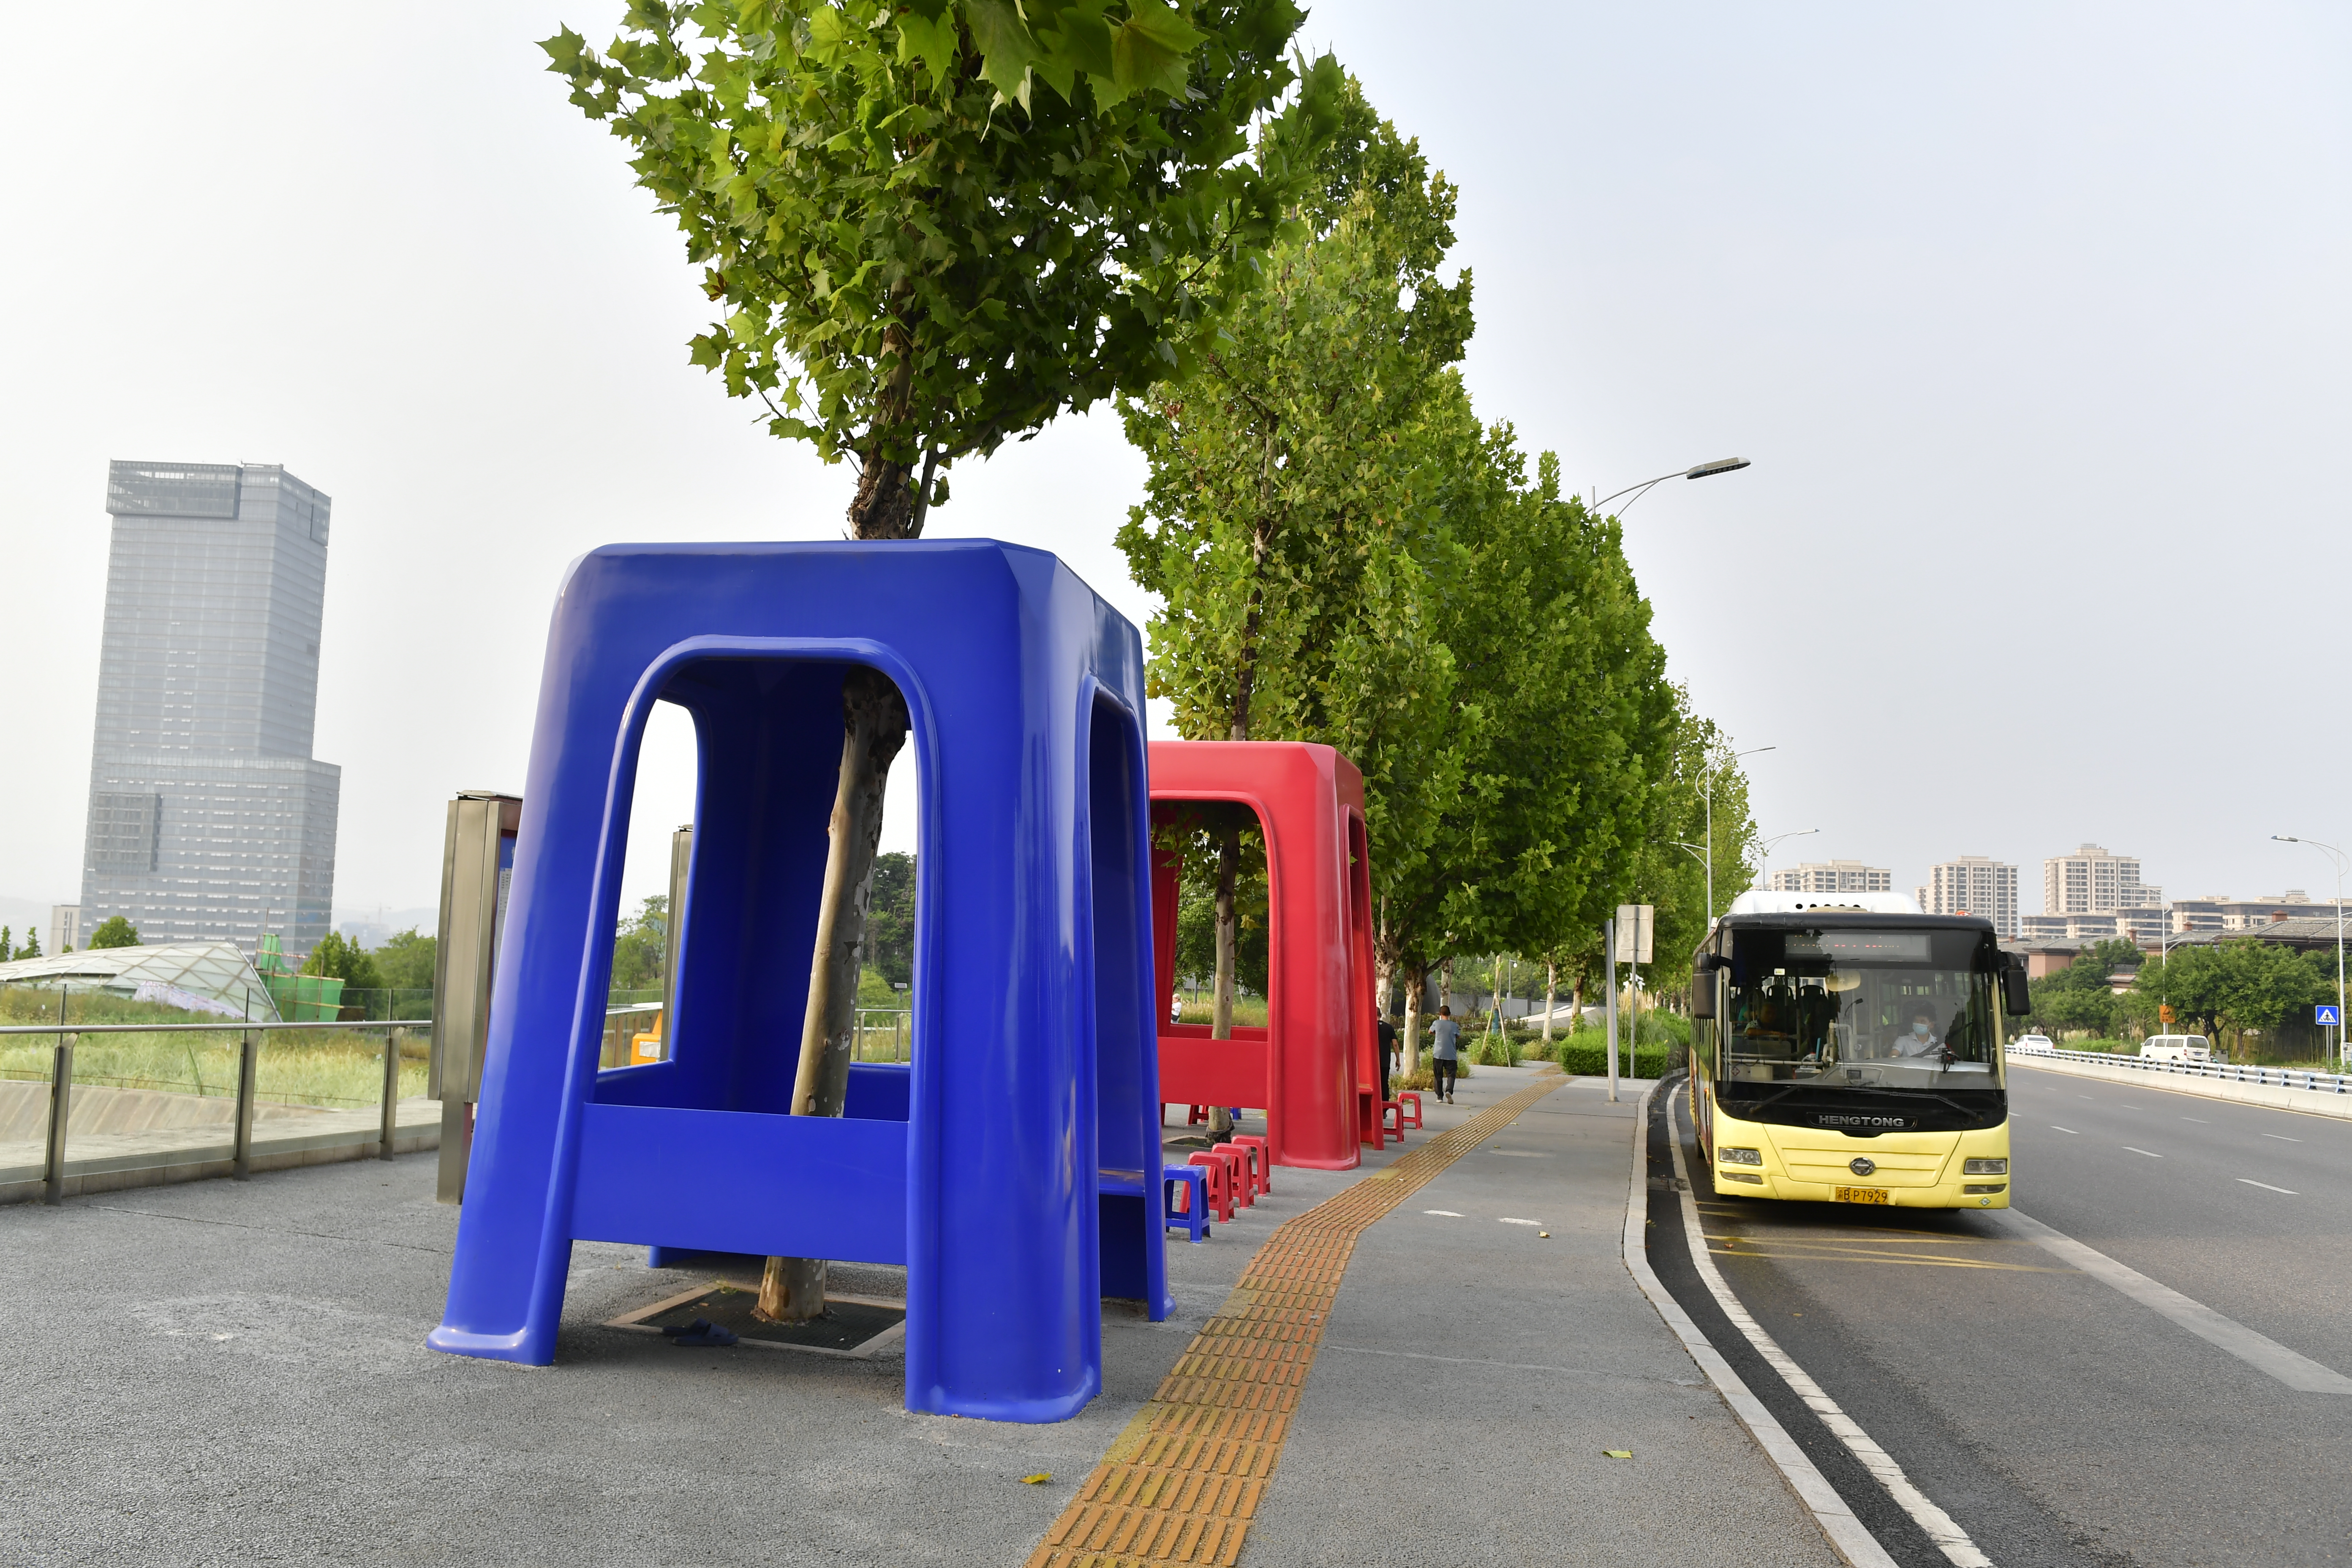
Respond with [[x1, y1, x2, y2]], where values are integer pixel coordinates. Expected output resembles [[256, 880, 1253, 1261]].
[[1893, 1005, 1943, 1058]]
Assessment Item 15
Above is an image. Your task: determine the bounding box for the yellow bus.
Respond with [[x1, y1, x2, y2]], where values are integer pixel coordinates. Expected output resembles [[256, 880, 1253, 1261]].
[[1688, 893, 2030, 1209]]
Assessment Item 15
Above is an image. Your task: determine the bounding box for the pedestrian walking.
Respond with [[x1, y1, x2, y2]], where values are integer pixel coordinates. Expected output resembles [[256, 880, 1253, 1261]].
[[1431, 1005, 1460, 1103], [1376, 1012, 1398, 1103]]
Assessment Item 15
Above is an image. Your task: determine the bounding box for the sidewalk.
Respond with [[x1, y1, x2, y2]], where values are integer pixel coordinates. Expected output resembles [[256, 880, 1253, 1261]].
[[0, 1066, 1835, 1567]]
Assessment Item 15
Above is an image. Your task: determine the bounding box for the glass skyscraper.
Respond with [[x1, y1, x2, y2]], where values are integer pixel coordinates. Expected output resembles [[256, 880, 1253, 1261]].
[[79, 461, 341, 955]]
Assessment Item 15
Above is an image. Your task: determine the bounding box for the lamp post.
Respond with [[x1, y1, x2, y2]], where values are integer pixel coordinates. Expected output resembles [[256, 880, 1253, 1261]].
[[1756, 828, 1821, 890], [1592, 457, 1753, 516], [2271, 835, 2347, 1072]]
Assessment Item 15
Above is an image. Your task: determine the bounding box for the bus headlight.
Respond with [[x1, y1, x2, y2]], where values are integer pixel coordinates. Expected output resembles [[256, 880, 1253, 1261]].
[[1719, 1146, 1764, 1166], [1963, 1157, 2008, 1175]]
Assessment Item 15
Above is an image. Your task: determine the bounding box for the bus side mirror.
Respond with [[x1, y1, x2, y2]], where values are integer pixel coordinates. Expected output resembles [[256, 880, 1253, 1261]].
[[1690, 956, 1720, 1020], [2002, 958, 2031, 1015]]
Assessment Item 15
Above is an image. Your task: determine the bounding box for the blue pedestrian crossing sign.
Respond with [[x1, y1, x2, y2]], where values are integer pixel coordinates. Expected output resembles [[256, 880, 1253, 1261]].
[[2319, 1004, 2341, 1026]]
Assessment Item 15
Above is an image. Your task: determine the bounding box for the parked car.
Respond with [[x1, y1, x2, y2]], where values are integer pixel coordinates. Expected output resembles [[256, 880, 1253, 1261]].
[[2140, 1034, 2212, 1064], [2010, 1032, 2056, 1055]]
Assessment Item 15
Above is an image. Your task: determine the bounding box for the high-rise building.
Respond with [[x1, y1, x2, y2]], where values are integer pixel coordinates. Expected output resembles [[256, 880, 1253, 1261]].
[[77, 461, 340, 956], [1926, 856, 2019, 937], [1769, 860, 1892, 895], [2041, 844, 2159, 917]]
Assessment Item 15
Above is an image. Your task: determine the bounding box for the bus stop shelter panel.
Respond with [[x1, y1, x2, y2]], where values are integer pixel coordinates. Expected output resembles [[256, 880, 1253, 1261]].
[[1149, 741, 1380, 1170], [427, 539, 1166, 1424]]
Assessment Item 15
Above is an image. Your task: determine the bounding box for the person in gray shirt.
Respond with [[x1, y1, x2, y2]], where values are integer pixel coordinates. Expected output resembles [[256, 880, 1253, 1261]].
[[1430, 1006, 1460, 1103]]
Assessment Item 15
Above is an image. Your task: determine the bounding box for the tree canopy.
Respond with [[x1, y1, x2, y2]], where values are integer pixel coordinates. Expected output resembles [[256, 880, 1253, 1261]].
[[372, 928, 438, 993], [86, 916, 138, 951], [547, 0, 1340, 535], [300, 931, 384, 991]]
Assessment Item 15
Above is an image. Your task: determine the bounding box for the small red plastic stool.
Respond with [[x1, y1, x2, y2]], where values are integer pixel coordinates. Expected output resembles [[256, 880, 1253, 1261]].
[[1376, 1100, 1403, 1145], [1395, 1091, 1424, 1130], [1228, 1134, 1273, 1197], [1209, 1145, 1253, 1207], [1185, 1150, 1236, 1222]]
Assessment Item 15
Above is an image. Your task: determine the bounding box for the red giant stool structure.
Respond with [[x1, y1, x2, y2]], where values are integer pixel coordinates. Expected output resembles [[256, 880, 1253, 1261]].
[[1149, 742, 1384, 1168]]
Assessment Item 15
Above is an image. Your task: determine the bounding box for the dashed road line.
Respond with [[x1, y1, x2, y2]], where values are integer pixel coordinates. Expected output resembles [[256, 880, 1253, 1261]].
[[2238, 1179, 2298, 1195], [2123, 1146, 2163, 1158], [2051, 1126, 2079, 1134]]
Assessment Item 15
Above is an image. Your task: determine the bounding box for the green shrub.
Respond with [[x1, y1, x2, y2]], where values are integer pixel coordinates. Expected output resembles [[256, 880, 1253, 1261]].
[[1554, 1040, 1671, 1079]]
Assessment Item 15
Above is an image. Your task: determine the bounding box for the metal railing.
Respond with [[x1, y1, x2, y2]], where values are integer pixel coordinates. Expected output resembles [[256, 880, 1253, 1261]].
[[2, 1019, 432, 1204], [855, 1008, 911, 1064], [2011, 1041, 2352, 1095]]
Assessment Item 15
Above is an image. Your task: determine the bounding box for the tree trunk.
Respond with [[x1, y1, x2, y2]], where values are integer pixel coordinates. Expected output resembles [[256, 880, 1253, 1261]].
[[757, 666, 909, 1323], [1207, 815, 1240, 1140], [1401, 962, 1424, 1078], [1542, 959, 1557, 1049]]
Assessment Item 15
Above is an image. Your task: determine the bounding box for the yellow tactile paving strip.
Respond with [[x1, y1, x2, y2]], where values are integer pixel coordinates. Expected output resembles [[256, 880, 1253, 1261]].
[[1026, 1073, 1571, 1568]]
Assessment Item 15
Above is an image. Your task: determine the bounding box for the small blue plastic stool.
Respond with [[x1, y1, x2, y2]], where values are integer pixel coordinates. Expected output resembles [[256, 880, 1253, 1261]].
[[427, 540, 1168, 1422], [1163, 1165, 1211, 1243]]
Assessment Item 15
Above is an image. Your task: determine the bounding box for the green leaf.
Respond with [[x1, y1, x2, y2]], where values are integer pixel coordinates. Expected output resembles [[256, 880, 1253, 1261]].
[[1110, 0, 1202, 98], [964, 0, 1045, 102]]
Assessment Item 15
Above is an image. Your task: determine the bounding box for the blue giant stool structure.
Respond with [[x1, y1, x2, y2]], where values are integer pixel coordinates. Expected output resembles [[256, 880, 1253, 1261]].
[[427, 540, 1169, 1422]]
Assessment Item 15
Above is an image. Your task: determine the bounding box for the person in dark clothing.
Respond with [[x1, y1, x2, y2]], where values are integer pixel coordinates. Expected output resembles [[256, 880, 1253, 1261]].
[[1431, 1005, 1461, 1103], [1376, 1013, 1398, 1103]]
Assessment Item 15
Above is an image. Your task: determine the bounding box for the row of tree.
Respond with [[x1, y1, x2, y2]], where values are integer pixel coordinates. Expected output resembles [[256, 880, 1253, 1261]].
[[1116, 81, 1755, 1062], [2029, 936, 2343, 1054]]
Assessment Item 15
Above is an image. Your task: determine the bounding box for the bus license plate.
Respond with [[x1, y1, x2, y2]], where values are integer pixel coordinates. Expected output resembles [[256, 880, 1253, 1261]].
[[1835, 1186, 1889, 1205]]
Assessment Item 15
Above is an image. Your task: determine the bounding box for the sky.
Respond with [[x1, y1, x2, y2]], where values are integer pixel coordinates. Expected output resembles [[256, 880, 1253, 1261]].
[[2, 2, 2348, 937]]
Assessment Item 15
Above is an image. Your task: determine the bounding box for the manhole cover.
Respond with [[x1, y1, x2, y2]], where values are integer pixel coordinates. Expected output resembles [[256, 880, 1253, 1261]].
[[610, 1281, 906, 1357]]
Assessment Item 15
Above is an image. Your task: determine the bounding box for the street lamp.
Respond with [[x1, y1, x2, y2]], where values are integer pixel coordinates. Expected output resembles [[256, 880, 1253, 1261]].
[[1756, 828, 1820, 889], [2271, 834, 2347, 1073], [1593, 457, 1752, 516]]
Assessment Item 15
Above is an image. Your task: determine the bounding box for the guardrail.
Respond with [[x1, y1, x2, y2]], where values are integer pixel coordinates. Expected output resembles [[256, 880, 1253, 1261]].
[[2011, 1042, 2352, 1096], [1, 1019, 430, 1204]]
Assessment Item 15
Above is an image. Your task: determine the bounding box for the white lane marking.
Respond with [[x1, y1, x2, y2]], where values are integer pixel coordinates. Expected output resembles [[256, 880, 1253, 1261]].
[[2182, 1117, 2210, 1124], [1498, 1217, 1544, 1227], [2238, 1179, 2299, 1195], [2262, 1133, 2302, 1142], [1422, 1209, 1464, 1217], [2123, 1146, 2164, 1158], [2003, 1210, 2352, 1394], [2052, 1126, 2080, 1134], [1668, 1100, 1990, 1567], [1620, 1086, 1898, 1568]]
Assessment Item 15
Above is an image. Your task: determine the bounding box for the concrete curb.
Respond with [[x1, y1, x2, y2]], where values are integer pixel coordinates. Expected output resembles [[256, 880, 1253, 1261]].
[[1619, 1079, 1897, 1568], [2008, 1051, 2352, 1122]]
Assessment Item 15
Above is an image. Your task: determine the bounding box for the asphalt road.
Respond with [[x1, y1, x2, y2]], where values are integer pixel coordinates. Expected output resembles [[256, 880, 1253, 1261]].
[[1648, 1066, 2352, 1568]]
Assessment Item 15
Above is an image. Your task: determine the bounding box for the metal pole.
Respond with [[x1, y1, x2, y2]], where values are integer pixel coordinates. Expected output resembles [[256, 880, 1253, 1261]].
[[43, 1028, 74, 1205], [380, 1026, 403, 1160], [232, 1026, 259, 1180], [1604, 919, 1620, 1103], [1704, 773, 1715, 928]]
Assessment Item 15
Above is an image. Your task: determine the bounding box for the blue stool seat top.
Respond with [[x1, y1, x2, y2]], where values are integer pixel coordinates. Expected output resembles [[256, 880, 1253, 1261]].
[[427, 539, 1168, 1423]]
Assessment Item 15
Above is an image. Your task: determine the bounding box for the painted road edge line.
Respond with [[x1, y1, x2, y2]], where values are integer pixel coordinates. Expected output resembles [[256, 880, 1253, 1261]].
[[1666, 1095, 1993, 1568], [1618, 1081, 1898, 1568], [2002, 1209, 2352, 1394]]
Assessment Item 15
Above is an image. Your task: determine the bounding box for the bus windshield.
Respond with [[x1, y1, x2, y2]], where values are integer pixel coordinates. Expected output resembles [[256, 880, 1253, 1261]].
[[1720, 926, 2004, 1089]]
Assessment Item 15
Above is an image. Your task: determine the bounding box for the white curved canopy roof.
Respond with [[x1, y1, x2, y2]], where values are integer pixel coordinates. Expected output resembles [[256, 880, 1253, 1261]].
[[0, 941, 278, 1021]]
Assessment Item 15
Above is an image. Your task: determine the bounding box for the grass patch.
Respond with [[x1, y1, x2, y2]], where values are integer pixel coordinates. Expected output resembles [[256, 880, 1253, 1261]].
[[0, 1026, 427, 1110]]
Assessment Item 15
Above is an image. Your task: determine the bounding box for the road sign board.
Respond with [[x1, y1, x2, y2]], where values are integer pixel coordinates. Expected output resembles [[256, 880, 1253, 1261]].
[[1614, 904, 1654, 965], [2319, 1004, 2341, 1027]]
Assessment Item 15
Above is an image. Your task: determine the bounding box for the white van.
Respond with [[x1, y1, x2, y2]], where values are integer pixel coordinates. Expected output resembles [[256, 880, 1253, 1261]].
[[2140, 1034, 2212, 1064]]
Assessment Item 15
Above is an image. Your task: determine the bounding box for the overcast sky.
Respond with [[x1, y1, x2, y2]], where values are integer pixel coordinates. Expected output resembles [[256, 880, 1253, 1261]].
[[3, 2, 2347, 934]]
